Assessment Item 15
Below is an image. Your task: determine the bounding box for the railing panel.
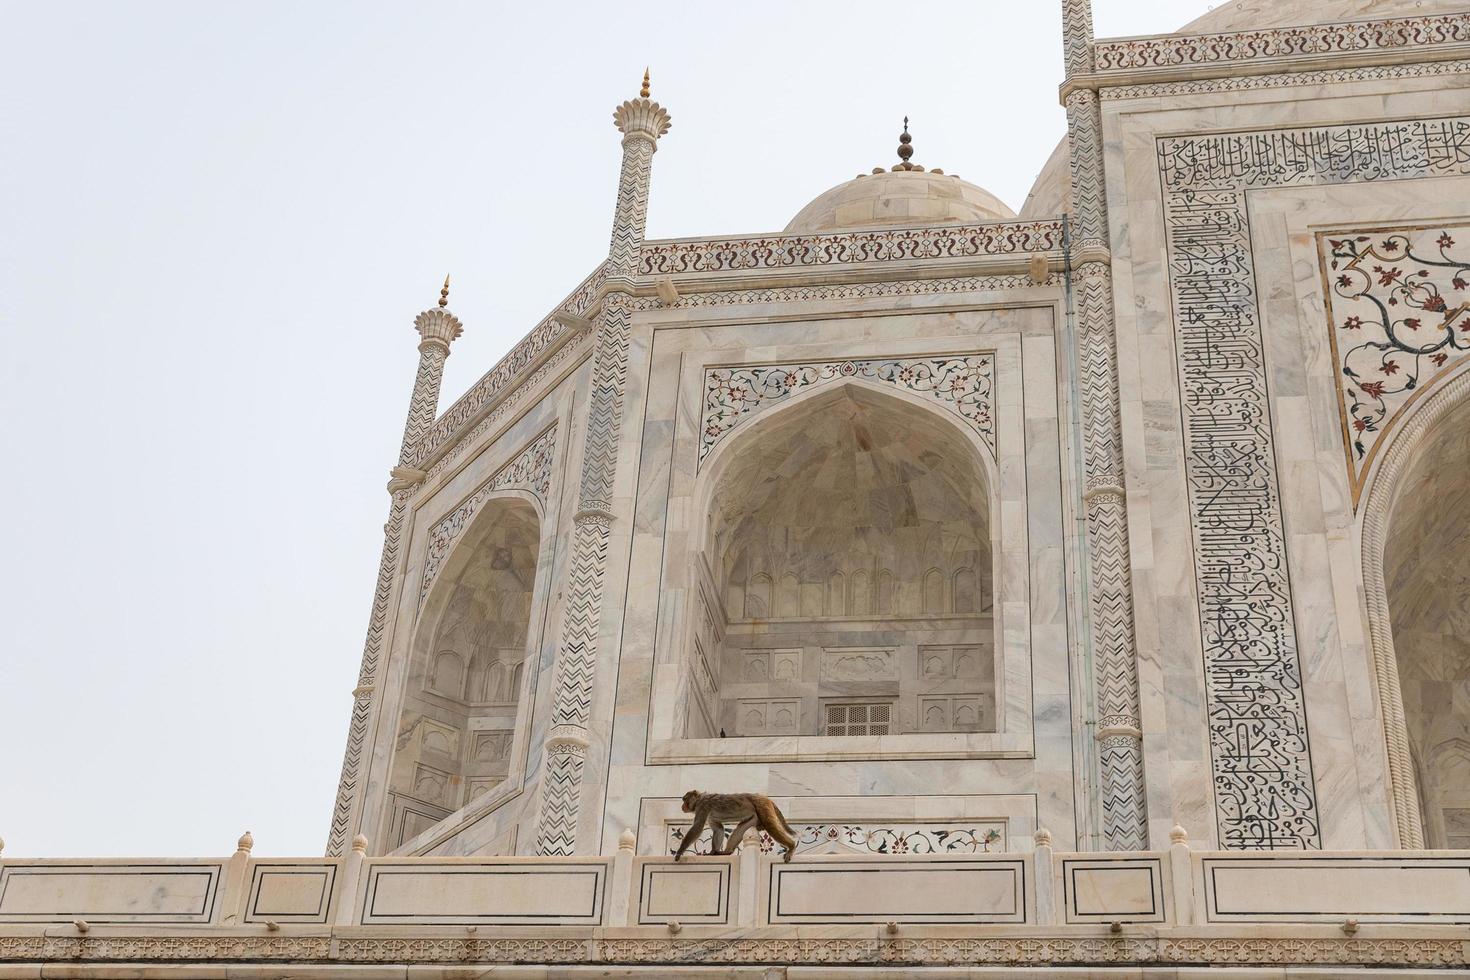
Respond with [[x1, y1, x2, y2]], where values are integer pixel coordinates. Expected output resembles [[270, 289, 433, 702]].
[[1195, 853, 1470, 925], [762, 854, 1029, 925], [243, 860, 340, 925], [633, 857, 733, 926], [0, 861, 224, 924], [356, 858, 611, 926], [1057, 855, 1167, 924]]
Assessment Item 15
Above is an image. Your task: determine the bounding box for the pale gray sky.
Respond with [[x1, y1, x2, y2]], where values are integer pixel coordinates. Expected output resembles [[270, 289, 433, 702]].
[[0, 0, 1215, 857]]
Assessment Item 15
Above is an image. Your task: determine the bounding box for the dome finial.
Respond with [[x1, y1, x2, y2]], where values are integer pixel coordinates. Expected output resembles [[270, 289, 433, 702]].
[[438, 274, 450, 308], [895, 116, 918, 171], [640, 67, 650, 99]]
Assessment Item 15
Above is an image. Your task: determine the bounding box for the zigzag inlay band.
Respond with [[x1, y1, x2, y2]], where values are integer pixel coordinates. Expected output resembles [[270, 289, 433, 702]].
[[1073, 264, 1149, 851], [535, 113, 660, 853], [327, 490, 410, 856]]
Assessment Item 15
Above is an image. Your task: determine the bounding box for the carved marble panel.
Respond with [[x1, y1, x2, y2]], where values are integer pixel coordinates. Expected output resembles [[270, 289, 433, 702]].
[[820, 648, 897, 683], [734, 698, 800, 736]]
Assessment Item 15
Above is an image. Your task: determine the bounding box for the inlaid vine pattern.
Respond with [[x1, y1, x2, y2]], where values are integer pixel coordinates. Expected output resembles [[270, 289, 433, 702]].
[[668, 822, 1004, 856], [700, 355, 995, 465], [1322, 226, 1470, 499]]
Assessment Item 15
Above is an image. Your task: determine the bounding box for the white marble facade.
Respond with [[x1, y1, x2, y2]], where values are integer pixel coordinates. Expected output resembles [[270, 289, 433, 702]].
[[313, 0, 1470, 876], [13, 2, 1470, 976]]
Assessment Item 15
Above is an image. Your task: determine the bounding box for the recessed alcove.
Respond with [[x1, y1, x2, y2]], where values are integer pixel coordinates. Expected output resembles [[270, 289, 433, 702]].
[[673, 383, 1002, 755], [385, 498, 541, 847], [1384, 404, 1470, 849]]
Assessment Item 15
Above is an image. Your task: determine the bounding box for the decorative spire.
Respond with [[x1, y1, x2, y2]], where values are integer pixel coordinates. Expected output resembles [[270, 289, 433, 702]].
[[612, 69, 672, 143], [414, 275, 463, 353], [890, 116, 926, 173]]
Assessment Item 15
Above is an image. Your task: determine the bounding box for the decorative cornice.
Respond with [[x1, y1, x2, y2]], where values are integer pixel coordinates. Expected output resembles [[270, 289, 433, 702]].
[[629, 271, 1062, 312], [420, 270, 1064, 505], [1101, 55, 1470, 100], [637, 220, 1066, 277], [1093, 14, 1470, 73], [413, 262, 607, 468], [2, 931, 1464, 968], [1060, 13, 1470, 101]]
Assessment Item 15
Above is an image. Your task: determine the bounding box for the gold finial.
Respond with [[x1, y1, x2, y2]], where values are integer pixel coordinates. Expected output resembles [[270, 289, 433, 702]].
[[640, 67, 650, 99], [438, 274, 450, 308]]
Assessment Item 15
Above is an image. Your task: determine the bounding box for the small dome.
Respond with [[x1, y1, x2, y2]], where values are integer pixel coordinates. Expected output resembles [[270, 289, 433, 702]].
[[785, 170, 1015, 234]]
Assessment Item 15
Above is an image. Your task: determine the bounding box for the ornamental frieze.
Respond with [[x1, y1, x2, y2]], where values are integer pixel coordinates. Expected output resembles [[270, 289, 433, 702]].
[[1093, 12, 1470, 72], [638, 221, 1064, 277]]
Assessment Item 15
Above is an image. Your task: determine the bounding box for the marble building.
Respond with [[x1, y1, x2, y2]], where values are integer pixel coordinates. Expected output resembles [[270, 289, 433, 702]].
[[6, 0, 1470, 974]]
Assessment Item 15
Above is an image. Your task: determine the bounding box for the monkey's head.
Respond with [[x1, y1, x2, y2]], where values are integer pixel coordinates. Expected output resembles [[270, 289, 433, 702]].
[[680, 790, 701, 813]]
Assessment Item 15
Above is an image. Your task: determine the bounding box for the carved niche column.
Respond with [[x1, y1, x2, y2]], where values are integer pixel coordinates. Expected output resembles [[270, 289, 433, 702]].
[[1060, 0, 1150, 851], [326, 282, 463, 856], [534, 78, 671, 855]]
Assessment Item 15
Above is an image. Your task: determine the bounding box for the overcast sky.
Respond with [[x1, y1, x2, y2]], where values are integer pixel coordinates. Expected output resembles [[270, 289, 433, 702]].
[[0, 0, 1216, 858]]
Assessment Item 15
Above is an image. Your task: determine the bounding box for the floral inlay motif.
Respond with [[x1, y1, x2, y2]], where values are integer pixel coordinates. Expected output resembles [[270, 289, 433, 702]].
[[700, 355, 995, 465], [418, 426, 556, 606], [639, 222, 1063, 276], [1322, 226, 1470, 502], [668, 822, 1003, 856]]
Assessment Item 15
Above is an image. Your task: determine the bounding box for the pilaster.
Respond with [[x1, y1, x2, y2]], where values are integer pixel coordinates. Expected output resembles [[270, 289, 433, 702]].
[[326, 283, 462, 856], [1061, 0, 1149, 851], [535, 77, 670, 855]]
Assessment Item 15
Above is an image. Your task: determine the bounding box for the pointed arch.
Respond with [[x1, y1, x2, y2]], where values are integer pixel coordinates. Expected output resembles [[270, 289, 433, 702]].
[[384, 493, 545, 851], [1360, 364, 1470, 847], [690, 379, 1000, 741]]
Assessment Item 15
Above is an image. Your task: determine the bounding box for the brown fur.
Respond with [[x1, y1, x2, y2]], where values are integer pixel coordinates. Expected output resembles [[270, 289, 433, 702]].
[[673, 790, 798, 862]]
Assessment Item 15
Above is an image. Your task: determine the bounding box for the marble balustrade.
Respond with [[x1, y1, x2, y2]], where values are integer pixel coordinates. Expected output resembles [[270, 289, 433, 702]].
[[3, 837, 1468, 933]]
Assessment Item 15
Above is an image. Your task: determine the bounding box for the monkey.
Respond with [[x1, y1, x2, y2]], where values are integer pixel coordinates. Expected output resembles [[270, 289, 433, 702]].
[[673, 790, 798, 863]]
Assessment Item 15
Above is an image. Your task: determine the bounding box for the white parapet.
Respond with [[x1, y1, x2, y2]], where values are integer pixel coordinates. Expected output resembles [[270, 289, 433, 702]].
[[1, 846, 1468, 972]]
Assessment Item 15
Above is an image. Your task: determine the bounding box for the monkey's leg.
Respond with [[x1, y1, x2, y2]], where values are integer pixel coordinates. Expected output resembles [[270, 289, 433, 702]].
[[674, 814, 707, 862], [760, 813, 798, 862], [721, 816, 758, 854], [709, 820, 725, 856]]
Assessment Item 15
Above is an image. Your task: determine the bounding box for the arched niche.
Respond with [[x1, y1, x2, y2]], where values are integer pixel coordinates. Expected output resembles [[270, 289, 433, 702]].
[[684, 382, 1000, 741], [1367, 370, 1470, 849], [385, 494, 541, 848]]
